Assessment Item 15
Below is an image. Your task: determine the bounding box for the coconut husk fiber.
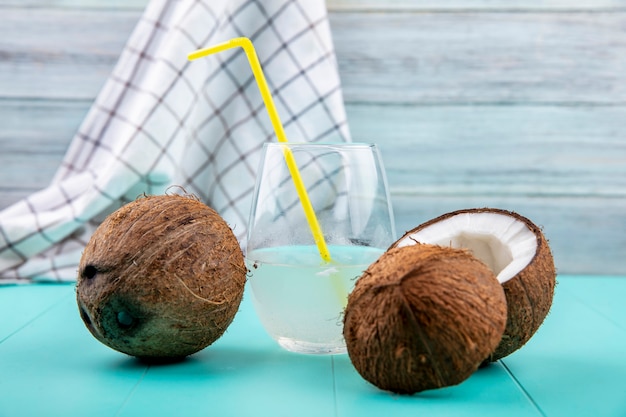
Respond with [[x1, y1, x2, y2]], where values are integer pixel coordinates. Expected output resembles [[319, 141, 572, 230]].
[[343, 244, 507, 394], [76, 194, 246, 360]]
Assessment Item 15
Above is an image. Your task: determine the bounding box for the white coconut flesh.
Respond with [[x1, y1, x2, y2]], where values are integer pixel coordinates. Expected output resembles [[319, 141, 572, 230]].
[[395, 212, 537, 284]]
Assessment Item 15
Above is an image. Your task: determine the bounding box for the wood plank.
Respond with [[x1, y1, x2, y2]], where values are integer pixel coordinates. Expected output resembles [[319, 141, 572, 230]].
[[0, 153, 63, 188], [330, 11, 626, 104], [348, 104, 626, 197], [0, 284, 72, 342], [333, 356, 543, 416], [328, 0, 626, 11], [0, 0, 147, 9], [501, 277, 626, 417], [115, 285, 337, 417], [0, 282, 546, 417], [347, 103, 626, 274], [0, 99, 85, 208], [2, 0, 625, 12], [0, 99, 85, 152], [0, 286, 150, 417], [1, 278, 624, 416], [2, 9, 626, 105], [0, 61, 116, 101], [555, 276, 626, 331], [0, 8, 139, 100]]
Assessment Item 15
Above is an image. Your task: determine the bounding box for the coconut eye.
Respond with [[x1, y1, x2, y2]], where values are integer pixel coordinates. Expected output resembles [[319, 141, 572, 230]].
[[116, 311, 135, 329], [82, 265, 98, 280]]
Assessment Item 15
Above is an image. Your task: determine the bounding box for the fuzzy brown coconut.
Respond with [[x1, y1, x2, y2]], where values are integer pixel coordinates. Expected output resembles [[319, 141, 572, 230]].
[[391, 208, 556, 361], [343, 244, 507, 394], [76, 194, 246, 361]]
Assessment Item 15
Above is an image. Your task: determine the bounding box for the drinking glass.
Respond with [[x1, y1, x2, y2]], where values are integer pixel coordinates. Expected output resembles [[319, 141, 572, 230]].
[[246, 143, 396, 354]]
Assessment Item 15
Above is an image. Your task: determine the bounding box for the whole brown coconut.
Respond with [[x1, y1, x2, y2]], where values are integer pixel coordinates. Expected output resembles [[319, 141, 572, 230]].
[[343, 244, 507, 394], [76, 194, 246, 361], [392, 208, 556, 361]]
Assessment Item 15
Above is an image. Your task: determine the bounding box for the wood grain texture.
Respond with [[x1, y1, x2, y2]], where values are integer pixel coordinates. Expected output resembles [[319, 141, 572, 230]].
[[328, 0, 626, 11], [4, 0, 626, 11], [0, 99, 86, 207], [1, 278, 625, 417], [0, 8, 138, 100], [5, 9, 626, 103], [0, 0, 146, 8], [331, 11, 626, 105], [349, 104, 626, 197], [0, 1, 624, 275]]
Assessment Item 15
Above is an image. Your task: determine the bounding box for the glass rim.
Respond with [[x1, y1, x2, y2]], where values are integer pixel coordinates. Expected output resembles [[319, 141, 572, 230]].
[[262, 142, 376, 149]]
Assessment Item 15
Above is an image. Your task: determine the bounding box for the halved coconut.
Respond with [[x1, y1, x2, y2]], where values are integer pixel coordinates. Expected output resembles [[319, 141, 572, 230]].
[[391, 208, 556, 361]]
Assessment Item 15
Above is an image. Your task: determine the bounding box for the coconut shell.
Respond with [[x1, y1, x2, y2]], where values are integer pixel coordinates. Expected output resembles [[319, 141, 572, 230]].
[[76, 194, 246, 360], [392, 208, 557, 361], [485, 210, 556, 361], [343, 244, 507, 394]]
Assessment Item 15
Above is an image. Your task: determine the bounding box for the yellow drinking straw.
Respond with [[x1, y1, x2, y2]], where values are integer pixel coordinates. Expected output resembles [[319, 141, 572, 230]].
[[188, 37, 332, 263]]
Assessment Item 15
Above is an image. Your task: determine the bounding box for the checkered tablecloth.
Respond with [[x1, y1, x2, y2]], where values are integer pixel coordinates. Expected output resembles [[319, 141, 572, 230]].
[[0, 0, 350, 283]]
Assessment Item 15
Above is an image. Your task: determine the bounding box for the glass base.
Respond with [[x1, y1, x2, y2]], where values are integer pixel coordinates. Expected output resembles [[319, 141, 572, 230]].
[[276, 337, 347, 355]]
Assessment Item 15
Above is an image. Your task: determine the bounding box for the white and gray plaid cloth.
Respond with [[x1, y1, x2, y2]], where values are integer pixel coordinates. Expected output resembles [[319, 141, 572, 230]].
[[0, 0, 350, 283]]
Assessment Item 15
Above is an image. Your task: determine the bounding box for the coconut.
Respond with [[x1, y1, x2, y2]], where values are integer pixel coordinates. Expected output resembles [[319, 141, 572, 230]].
[[391, 208, 556, 361], [76, 194, 246, 361], [343, 244, 507, 394]]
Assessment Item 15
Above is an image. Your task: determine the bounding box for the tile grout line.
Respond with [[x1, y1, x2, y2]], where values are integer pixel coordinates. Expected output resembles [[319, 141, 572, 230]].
[[500, 360, 548, 417]]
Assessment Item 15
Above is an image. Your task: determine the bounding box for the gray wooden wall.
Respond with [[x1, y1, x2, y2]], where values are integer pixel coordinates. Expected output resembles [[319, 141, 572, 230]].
[[1, 0, 625, 275]]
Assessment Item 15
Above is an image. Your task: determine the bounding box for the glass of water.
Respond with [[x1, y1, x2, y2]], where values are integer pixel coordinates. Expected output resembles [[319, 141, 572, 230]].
[[246, 143, 396, 354]]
